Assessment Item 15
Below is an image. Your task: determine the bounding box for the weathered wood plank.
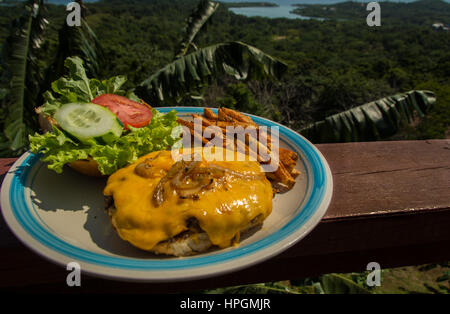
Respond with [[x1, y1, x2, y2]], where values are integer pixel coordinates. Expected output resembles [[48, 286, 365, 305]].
[[321, 139, 450, 219]]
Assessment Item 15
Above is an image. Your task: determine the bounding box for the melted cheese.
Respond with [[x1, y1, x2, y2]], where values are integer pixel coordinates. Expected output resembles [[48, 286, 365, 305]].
[[103, 149, 273, 251]]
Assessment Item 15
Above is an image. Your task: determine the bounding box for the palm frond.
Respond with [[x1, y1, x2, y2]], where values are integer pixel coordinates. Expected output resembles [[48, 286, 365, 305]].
[[136, 41, 288, 105], [43, 0, 103, 87], [299, 90, 436, 143], [320, 274, 371, 294], [174, 0, 219, 59], [0, 0, 48, 153]]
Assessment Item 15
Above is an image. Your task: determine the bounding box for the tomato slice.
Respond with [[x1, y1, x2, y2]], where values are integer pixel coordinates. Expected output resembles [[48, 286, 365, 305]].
[[91, 94, 152, 129]]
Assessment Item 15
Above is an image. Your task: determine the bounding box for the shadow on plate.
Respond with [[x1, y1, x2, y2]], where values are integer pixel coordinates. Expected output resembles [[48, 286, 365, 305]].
[[29, 162, 107, 213], [27, 162, 160, 258], [82, 206, 173, 259]]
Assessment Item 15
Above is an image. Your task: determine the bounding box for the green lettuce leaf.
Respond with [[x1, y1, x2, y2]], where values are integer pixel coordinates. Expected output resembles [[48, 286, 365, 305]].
[[39, 56, 140, 116], [31, 56, 181, 175], [29, 109, 182, 175]]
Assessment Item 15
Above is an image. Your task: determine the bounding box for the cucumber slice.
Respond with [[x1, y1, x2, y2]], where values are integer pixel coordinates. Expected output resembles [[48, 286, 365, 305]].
[[54, 102, 123, 144]]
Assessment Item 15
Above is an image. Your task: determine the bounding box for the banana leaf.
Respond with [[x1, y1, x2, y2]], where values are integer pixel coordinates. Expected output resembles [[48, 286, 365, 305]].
[[300, 90, 436, 143], [320, 274, 371, 294], [136, 41, 288, 105], [43, 0, 104, 88], [0, 0, 47, 153], [174, 0, 219, 59]]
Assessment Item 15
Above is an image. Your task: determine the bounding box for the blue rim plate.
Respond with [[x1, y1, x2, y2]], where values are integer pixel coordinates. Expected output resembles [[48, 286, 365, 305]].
[[0, 107, 333, 282]]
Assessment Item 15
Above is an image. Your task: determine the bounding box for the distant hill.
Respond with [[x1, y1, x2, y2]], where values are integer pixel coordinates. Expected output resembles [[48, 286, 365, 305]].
[[292, 0, 450, 24], [221, 2, 278, 8]]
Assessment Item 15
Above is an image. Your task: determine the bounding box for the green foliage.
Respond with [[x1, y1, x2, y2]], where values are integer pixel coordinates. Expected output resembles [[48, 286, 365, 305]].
[[414, 81, 450, 139], [223, 2, 278, 9], [218, 82, 262, 115], [174, 0, 219, 59], [300, 90, 436, 143], [319, 274, 371, 294], [0, 0, 106, 156], [136, 41, 287, 105], [292, 0, 450, 25], [0, 0, 47, 155], [201, 282, 304, 294], [436, 271, 450, 283], [200, 274, 373, 294], [44, 0, 104, 88], [200, 263, 450, 294], [0, 0, 288, 154], [0, 0, 439, 144]]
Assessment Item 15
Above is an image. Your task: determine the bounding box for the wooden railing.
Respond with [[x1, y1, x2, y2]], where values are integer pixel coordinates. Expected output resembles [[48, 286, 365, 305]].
[[0, 140, 449, 293]]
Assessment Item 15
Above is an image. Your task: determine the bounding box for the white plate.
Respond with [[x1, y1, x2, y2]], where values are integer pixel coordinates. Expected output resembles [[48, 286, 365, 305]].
[[1, 107, 333, 282]]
